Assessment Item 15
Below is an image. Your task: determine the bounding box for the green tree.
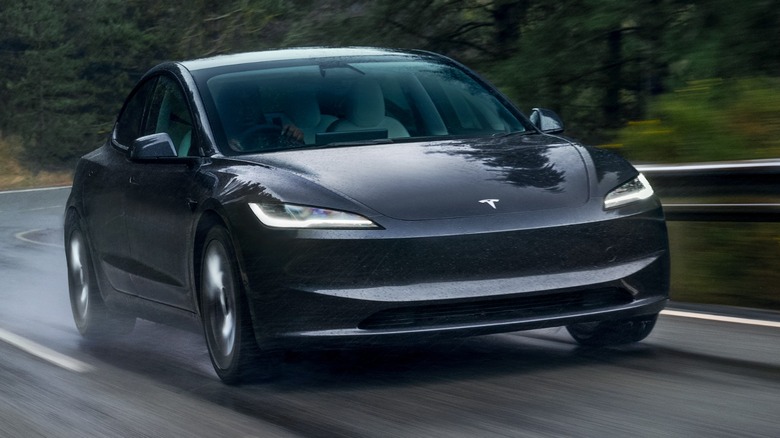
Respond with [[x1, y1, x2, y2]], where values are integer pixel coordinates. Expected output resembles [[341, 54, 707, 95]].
[[1, 0, 779, 168], [0, 0, 99, 167]]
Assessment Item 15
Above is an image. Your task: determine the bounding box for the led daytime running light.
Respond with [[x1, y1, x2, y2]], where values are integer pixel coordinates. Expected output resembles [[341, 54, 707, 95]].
[[249, 203, 377, 229], [604, 174, 654, 209]]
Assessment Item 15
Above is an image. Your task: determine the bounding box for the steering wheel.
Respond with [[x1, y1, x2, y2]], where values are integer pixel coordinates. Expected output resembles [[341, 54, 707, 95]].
[[238, 124, 283, 151], [238, 124, 305, 151]]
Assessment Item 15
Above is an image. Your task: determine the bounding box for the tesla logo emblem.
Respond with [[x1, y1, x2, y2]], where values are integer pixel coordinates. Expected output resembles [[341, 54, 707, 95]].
[[479, 199, 500, 209]]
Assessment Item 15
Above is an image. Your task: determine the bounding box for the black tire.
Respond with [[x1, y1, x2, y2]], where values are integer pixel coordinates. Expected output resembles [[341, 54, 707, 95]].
[[566, 314, 658, 347], [199, 226, 265, 384], [65, 211, 135, 339]]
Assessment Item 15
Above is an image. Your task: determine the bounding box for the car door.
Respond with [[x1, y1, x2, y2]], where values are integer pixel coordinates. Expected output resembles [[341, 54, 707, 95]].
[[124, 75, 202, 311], [82, 77, 158, 295]]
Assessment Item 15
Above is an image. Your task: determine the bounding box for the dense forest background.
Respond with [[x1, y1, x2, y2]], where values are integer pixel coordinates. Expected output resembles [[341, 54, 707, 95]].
[[1, 0, 779, 168], [1, 0, 779, 310]]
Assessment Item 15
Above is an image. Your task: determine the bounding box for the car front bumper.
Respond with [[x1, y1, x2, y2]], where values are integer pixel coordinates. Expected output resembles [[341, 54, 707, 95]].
[[230, 205, 670, 347]]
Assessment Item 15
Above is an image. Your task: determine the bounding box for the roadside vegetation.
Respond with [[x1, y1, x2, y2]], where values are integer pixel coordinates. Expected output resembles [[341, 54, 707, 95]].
[[668, 222, 780, 310], [1, 0, 778, 310], [617, 77, 780, 163], [0, 137, 72, 190]]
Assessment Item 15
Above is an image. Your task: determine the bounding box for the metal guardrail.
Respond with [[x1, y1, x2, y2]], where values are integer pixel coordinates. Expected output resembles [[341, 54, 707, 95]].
[[636, 159, 780, 222]]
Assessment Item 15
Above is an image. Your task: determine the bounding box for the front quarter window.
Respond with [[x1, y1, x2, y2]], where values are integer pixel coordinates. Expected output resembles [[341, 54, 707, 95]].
[[147, 76, 196, 157], [114, 78, 156, 147]]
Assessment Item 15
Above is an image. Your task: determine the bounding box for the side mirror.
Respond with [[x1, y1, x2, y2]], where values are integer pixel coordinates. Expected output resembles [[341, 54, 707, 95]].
[[129, 133, 177, 160], [530, 108, 564, 134]]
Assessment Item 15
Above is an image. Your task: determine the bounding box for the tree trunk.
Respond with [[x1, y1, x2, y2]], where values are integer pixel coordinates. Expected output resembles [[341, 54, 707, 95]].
[[492, 0, 528, 56], [603, 29, 622, 128]]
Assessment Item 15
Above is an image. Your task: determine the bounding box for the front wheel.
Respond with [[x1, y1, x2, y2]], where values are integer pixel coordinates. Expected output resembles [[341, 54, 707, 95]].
[[65, 211, 134, 338], [566, 314, 658, 347], [200, 226, 265, 384]]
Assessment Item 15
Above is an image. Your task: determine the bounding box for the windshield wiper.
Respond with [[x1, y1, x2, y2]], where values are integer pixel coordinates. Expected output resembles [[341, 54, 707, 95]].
[[318, 138, 394, 148], [491, 130, 533, 139]]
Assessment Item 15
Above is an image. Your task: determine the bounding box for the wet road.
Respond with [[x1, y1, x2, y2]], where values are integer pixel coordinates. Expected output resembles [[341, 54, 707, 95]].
[[1, 187, 779, 437]]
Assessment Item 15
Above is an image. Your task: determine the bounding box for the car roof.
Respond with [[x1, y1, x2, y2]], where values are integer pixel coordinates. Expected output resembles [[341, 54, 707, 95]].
[[180, 47, 429, 71]]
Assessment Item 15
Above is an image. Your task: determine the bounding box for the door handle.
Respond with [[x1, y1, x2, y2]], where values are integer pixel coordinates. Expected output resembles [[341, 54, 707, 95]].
[[129, 175, 139, 185]]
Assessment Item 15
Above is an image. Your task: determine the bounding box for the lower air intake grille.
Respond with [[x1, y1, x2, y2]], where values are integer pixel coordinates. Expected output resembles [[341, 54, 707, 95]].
[[358, 288, 633, 330]]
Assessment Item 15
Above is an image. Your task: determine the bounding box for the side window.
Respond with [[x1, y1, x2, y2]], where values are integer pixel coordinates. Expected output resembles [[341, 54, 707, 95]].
[[114, 78, 157, 147], [147, 76, 195, 157]]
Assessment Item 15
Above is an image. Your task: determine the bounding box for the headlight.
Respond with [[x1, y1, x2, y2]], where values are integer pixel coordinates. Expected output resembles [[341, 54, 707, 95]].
[[249, 203, 378, 229], [604, 173, 654, 209]]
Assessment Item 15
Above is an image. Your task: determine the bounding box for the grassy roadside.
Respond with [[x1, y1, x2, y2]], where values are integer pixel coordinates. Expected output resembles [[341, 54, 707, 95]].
[[0, 138, 72, 191], [667, 221, 780, 312]]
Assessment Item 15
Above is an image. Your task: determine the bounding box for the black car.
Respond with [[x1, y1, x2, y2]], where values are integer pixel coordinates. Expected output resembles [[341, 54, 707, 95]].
[[65, 47, 669, 384]]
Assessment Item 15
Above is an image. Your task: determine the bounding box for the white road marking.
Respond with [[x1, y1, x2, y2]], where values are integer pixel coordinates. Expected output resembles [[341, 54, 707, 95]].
[[0, 327, 94, 373], [0, 205, 64, 214], [661, 309, 780, 329], [0, 185, 71, 195], [14, 228, 64, 249], [18, 205, 64, 212]]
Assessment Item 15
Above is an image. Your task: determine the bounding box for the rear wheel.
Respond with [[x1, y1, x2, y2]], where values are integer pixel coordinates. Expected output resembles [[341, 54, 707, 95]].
[[65, 211, 135, 338], [566, 314, 658, 347], [200, 226, 265, 384]]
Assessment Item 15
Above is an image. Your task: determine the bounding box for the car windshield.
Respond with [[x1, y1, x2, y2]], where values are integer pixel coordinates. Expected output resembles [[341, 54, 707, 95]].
[[199, 57, 529, 154]]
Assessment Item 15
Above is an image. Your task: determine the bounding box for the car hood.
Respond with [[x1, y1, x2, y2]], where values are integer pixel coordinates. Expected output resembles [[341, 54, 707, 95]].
[[238, 135, 591, 220]]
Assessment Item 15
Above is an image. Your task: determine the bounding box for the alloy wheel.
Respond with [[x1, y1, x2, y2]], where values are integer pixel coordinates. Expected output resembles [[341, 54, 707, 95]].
[[202, 239, 237, 370]]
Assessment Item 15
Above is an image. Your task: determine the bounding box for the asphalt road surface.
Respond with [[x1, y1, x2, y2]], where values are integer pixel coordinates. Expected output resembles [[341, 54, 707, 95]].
[[1, 187, 779, 437]]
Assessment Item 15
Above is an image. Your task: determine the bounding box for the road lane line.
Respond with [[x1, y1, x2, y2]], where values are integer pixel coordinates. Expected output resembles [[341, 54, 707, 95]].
[[0, 185, 71, 195], [0, 205, 64, 214], [661, 309, 780, 328], [17, 205, 64, 212], [0, 327, 94, 373], [14, 228, 64, 249]]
